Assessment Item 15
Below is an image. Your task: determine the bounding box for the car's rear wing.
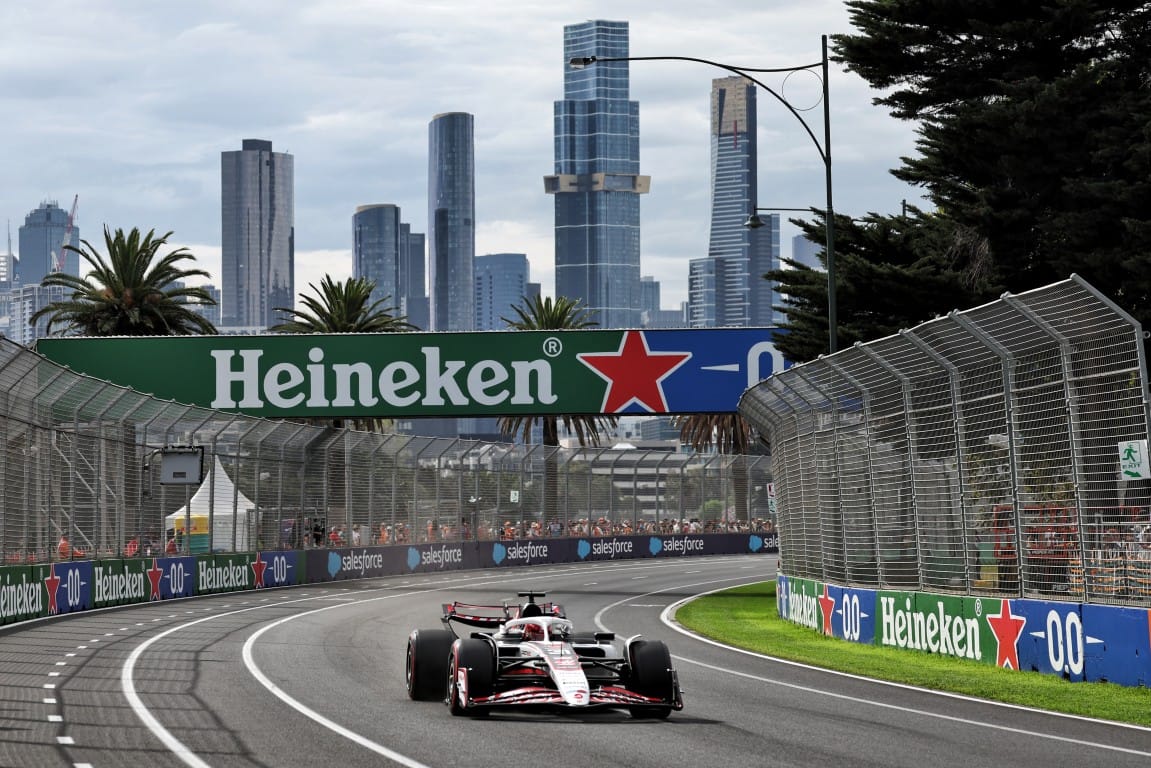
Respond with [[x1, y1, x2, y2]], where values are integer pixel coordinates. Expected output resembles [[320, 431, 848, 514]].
[[441, 600, 564, 630]]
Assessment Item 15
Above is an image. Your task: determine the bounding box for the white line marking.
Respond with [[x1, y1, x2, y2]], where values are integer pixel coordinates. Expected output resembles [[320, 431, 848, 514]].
[[44, 697, 56, 704], [48, 715, 62, 722], [57, 736, 74, 744]]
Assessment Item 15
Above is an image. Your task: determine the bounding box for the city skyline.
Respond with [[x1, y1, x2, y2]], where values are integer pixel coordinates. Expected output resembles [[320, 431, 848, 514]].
[[0, 2, 924, 313]]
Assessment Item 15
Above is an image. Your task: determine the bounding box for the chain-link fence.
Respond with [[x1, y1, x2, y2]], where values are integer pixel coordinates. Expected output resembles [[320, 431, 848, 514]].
[[740, 275, 1151, 606], [0, 337, 773, 565]]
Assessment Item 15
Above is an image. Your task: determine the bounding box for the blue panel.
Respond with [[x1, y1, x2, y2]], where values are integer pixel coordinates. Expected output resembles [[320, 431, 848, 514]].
[[828, 585, 877, 645], [1082, 603, 1151, 686], [41, 561, 94, 615], [255, 551, 300, 587], [1011, 599, 1087, 681]]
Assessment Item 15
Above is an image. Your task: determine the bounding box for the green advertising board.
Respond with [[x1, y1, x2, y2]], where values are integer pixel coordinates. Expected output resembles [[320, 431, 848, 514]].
[[0, 565, 44, 624], [35, 328, 785, 418]]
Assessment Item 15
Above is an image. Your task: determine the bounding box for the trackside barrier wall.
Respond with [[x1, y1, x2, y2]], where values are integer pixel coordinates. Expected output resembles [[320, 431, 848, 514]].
[[0, 533, 773, 627], [742, 276, 1151, 687], [777, 573, 1151, 686]]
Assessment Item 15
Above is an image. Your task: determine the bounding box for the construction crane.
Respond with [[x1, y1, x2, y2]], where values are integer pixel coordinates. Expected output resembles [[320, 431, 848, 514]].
[[51, 194, 78, 273]]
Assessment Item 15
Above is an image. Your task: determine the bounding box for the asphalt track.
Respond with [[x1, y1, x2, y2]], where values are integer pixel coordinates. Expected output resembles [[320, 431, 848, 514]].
[[2, 555, 1150, 768]]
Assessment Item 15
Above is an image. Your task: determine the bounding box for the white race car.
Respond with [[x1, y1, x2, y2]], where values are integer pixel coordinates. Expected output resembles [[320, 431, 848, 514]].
[[405, 592, 684, 718]]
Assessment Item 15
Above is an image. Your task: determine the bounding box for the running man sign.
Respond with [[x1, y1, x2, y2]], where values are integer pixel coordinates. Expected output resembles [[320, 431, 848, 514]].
[[36, 328, 786, 418]]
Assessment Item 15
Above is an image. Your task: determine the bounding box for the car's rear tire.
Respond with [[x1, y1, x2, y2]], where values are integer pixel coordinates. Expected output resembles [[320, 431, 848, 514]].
[[406, 629, 454, 701], [448, 638, 495, 717], [628, 639, 674, 719]]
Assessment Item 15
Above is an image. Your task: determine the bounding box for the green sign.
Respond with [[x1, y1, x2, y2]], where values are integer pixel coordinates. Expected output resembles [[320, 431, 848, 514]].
[[36, 328, 784, 418]]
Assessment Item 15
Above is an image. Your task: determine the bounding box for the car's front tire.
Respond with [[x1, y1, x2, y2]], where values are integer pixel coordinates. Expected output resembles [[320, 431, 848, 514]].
[[448, 638, 494, 717], [628, 639, 675, 719], [406, 629, 454, 701]]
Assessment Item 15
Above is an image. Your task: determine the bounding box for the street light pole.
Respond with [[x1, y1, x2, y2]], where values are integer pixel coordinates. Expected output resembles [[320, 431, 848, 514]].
[[571, 35, 838, 354]]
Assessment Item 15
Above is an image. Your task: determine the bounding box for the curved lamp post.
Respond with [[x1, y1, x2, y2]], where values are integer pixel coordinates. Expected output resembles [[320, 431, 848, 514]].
[[571, 36, 838, 354]]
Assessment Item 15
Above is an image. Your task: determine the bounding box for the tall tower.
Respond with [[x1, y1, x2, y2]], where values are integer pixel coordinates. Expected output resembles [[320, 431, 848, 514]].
[[353, 204, 402, 309], [221, 139, 294, 329], [547, 20, 649, 329], [474, 253, 531, 331], [428, 112, 475, 332], [353, 204, 427, 329], [688, 77, 780, 327], [399, 222, 429, 331], [17, 201, 79, 287]]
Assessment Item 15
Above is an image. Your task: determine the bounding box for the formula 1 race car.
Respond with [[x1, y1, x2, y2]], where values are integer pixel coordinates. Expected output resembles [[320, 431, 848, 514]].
[[405, 591, 684, 718]]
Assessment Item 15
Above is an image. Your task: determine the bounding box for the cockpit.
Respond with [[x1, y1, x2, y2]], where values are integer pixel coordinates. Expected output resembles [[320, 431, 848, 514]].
[[502, 616, 574, 642]]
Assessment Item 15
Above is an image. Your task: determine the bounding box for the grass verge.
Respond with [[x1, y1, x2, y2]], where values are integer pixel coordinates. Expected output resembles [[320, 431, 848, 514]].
[[675, 581, 1151, 727]]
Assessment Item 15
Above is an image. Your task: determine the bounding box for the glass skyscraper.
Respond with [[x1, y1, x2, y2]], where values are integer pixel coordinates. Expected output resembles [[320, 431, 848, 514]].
[[17, 200, 79, 287], [221, 138, 294, 329], [547, 20, 649, 329], [399, 223, 428, 331], [428, 112, 475, 332], [353, 204, 428, 330], [474, 253, 533, 331], [688, 77, 780, 328]]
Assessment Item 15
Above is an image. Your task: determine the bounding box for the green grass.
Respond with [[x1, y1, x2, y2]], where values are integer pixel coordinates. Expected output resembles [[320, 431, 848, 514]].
[[676, 582, 1151, 727]]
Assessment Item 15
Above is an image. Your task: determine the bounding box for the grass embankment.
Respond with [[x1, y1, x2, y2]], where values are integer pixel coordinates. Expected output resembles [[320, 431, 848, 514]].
[[676, 582, 1151, 727]]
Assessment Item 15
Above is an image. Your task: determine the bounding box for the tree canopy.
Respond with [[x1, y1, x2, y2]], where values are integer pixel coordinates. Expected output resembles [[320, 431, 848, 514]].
[[773, 1, 1151, 361], [30, 226, 217, 337], [271, 275, 415, 334]]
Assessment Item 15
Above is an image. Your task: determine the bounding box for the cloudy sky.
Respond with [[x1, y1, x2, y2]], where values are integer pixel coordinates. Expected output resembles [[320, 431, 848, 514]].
[[1, 0, 925, 311]]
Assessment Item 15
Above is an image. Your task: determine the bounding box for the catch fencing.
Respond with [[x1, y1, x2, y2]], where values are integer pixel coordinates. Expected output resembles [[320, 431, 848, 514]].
[[0, 337, 772, 565], [740, 275, 1151, 606]]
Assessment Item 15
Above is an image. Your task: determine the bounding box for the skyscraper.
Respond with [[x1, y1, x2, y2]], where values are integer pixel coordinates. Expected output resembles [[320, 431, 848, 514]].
[[353, 204, 402, 308], [474, 253, 531, 331], [791, 233, 823, 270], [688, 77, 780, 328], [221, 139, 294, 329], [547, 20, 649, 329], [353, 204, 428, 329], [428, 112, 475, 332], [399, 223, 429, 331], [17, 200, 79, 287]]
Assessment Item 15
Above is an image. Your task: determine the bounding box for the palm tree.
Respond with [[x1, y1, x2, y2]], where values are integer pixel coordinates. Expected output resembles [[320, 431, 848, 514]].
[[272, 275, 414, 432], [30, 226, 217, 336], [672, 413, 764, 524], [270, 274, 416, 333], [498, 295, 618, 526]]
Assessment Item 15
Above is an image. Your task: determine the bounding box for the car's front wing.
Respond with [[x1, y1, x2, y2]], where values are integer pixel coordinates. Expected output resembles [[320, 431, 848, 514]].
[[470, 684, 680, 710]]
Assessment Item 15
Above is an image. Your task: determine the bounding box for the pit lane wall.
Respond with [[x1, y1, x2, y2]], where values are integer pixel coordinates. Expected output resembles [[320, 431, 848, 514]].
[[776, 572, 1151, 687], [0, 532, 776, 627]]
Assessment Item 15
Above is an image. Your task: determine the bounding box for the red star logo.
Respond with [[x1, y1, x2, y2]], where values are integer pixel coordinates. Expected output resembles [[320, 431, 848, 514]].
[[146, 558, 164, 601], [577, 331, 691, 413], [44, 565, 61, 615], [986, 599, 1026, 670], [251, 553, 268, 588], [818, 584, 836, 636]]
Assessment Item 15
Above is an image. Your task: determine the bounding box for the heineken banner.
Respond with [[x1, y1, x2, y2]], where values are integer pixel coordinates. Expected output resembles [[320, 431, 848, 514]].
[[35, 328, 785, 418], [776, 571, 1151, 685]]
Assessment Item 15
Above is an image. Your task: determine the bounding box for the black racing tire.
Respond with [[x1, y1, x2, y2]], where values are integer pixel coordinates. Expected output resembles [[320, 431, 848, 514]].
[[406, 629, 454, 701], [628, 639, 675, 719], [448, 638, 495, 717]]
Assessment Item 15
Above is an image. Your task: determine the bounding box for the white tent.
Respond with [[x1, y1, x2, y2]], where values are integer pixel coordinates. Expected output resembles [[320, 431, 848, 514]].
[[165, 456, 258, 552]]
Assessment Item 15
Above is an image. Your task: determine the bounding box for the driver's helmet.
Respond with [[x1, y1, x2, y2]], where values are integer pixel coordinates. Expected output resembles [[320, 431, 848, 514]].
[[522, 622, 545, 641]]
